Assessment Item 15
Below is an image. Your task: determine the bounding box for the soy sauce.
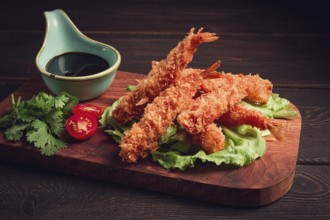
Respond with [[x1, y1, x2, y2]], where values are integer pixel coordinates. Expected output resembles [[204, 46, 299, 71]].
[[46, 52, 110, 77]]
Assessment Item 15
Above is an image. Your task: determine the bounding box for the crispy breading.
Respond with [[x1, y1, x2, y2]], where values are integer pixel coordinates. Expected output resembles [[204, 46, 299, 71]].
[[201, 72, 273, 104], [192, 123, 226, 154], [177, 73, 248, 135], [217, 104, 286, 140], [177, 72, 273, 153], [243, 74, 273, 104], [112, 28, 219, 125], [112, 28, 281, 162], [119, 68, 204, 162], [119, 70, 275, 160]]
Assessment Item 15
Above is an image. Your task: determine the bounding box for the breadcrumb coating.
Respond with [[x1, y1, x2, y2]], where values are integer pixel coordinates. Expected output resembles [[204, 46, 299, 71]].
[[119, 68, 204, 162], [177, 73, 248, 135], [111, 28, 281, 163], [217, 104, 286, 140], [177, 73, 273, 152], [112, 28, 218, 125], [192, 123, 226, 154]]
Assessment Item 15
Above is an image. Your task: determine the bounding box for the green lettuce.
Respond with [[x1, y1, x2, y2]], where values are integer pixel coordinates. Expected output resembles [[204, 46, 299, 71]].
[[100, 93, 297, 170], [151, 125, 266, 170], [241, 93, 298, 119], [99, 97, 132, 142]]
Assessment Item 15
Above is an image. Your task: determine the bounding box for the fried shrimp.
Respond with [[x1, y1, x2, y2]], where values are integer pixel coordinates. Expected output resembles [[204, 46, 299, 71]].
[[177, 72, 274, 153], [119, 61, 222, 162], [177, 73, 248, 135], [217, 104, 286, 140], [112, 28, 219, 125], [192, 123, 226, 154], [106, 28, 293, 163], [119, 68, 205, 163], [202, 72, 273, 104], [243, 75, 273, 104]]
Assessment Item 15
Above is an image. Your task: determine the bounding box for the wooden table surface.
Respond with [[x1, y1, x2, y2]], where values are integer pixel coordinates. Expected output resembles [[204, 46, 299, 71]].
[[0, 0, 329, 219]]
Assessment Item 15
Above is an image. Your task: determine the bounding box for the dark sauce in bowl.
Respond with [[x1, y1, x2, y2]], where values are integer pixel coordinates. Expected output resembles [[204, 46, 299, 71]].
[[46, 52, 110, 77]]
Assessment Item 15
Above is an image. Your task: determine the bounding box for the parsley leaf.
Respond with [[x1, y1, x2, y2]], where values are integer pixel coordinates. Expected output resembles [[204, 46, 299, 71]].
[[5, 123, 29, 141], [26, 120, 67, 156], [0, 92, 78, 155], [0, 114, 14, 129]]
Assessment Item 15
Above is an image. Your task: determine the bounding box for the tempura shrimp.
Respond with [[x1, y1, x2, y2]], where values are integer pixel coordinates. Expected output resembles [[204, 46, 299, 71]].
[[192, 123, 226, 154], [217, 104, 286, 140], [119, 60, 222, 162], [112, 28, 218, 125], [177, 72, 274, 153], [177, 73, 248, 134], [119, 68, 204, 163]]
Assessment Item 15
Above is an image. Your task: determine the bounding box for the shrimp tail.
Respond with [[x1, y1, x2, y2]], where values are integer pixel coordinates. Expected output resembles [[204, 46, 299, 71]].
[[268, 119, 287, 141], [202, 60, 221, 78], [195, 27, 219, 42]]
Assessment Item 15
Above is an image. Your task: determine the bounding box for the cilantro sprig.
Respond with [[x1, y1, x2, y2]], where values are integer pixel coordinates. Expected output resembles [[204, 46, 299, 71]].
[[0, 92, 78, 155]]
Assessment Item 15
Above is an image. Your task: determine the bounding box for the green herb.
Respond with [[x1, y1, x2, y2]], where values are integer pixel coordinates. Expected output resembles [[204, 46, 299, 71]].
[[152, 125, 266, 170], [126, 85, 136, 91], [100, 97, 131, 142], [0, 92, 78, 155], [241, 93, 298, 119]]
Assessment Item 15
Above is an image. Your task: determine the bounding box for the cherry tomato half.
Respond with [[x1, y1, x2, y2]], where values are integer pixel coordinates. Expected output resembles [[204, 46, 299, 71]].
[[72, 104, 103, 119], [66, 114, 98, 140]]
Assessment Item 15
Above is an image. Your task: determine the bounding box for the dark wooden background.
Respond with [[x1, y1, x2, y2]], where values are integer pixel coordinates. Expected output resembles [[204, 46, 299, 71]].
[[0, 0, 329, 219]]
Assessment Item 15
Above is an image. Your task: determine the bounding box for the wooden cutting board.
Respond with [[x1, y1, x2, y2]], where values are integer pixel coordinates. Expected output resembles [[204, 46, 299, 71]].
[[0, 71, 302, 207]]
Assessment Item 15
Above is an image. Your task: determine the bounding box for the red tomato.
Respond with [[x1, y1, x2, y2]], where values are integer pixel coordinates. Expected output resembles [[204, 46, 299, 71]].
[[72, 104, 103, 119], [66, 114, 98, 140]]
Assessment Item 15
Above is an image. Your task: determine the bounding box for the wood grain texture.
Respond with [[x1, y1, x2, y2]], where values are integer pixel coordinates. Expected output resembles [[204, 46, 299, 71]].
[[0, 161, 329, 220], [1, 32, 330, 86], [1, 0, 329, 34], [0, 71, 302, 207], [0, 0, 329, 218]]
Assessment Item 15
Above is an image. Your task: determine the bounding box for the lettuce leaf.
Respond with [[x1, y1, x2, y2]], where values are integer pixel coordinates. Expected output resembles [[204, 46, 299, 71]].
[[99, 97, 132, 142], [241, 93, 298, 119], [151, 125, 266, 170], [101, 93, 297, 170]]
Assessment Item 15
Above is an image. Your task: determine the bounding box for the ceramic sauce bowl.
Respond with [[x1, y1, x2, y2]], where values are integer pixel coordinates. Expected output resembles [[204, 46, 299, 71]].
[[36, 9, 121, 101]]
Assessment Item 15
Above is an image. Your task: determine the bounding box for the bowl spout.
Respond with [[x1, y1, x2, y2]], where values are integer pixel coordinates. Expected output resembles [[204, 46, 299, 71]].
[[40, 9, 89, 61]]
